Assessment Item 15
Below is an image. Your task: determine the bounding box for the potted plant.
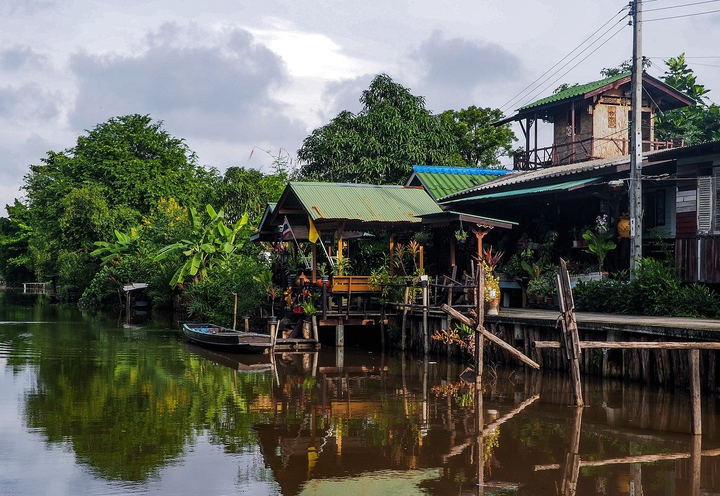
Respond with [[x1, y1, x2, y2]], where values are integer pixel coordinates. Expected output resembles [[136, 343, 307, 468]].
[[455, 229, 468, 244], [300, 299, 317, 339], [582, 229, 616, 274], [414, 230, 432, 246], [253, 271, 279, 318]]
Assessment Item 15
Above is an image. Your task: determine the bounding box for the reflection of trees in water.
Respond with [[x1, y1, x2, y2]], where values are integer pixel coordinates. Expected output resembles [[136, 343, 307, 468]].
[[20, 320, 274, 482]]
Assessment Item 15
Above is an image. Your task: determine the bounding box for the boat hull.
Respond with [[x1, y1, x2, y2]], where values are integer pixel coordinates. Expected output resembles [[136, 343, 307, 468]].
[[182, 323, 272, 353]]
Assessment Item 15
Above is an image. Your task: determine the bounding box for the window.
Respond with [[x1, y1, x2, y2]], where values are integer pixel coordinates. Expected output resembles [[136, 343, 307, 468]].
[[697, 170, 720, 234], [645, 189, 666, 230]]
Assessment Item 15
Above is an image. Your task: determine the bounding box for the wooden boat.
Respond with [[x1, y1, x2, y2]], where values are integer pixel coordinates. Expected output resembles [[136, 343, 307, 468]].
[[182, 323, 272, 353]]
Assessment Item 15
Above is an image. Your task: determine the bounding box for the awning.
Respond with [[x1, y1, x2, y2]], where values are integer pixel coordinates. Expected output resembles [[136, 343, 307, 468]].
[[447, 177, 600, 202], [419, 210, 516, 229]]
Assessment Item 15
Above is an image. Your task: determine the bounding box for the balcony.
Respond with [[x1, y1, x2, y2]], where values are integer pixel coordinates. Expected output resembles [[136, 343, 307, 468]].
[[513, 136, 684, 170]]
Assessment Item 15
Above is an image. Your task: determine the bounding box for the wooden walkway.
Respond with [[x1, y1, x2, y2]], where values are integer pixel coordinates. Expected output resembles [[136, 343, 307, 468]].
[[486, 308, 720, 341]]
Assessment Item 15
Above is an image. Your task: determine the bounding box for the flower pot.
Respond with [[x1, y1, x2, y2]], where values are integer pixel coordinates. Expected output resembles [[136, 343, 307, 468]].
[[302, 320, 312, 339], [617, 216, 631, 238], [487, 298, 500, 316]]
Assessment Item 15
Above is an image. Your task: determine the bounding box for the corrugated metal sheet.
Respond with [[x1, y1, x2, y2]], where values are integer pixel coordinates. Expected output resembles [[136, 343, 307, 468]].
[[457, 177, 600, 201], [410, 166, 511, 200], [518, 73, 630, 111], [290, 182, 442, 223]]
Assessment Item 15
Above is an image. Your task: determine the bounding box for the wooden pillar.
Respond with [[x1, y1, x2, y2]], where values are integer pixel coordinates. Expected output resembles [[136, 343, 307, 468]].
[[336, 324, 344, 348], [691, 430, 702, 495], [570, 104, 576, 161], [691, 349, 702, 435], [475, 265, 485, 386], [558, 259, 583, 406], [475, 383, 485, 493], [422, 277, 429, 355], [419, 245, 424, 271], [450, 235, 456, 268]]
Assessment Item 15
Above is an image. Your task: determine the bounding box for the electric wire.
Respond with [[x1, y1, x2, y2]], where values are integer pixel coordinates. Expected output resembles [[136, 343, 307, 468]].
[[644, 0, 720, 12], [513, 22, 629, 114], [643, 7, 720, 21], [498, 6, 629, 114]]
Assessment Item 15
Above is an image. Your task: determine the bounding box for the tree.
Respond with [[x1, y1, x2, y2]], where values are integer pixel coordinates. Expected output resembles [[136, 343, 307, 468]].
[[0, 200, 34, 284], [655, 54, 720, 145], [439, 106, 516, 168], [13, 114, 215, 295], [296, 74, 458, 184]]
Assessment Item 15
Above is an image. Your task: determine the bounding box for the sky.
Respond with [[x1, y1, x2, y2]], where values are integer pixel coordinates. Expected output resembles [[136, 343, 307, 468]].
[[0, 0, 718, 215]]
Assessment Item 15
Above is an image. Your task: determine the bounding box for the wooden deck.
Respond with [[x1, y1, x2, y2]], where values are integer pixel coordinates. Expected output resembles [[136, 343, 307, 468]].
[[486, 308, 720, 341]]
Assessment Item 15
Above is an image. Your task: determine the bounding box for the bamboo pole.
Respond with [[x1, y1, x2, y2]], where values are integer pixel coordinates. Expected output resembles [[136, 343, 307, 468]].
[[232, 292, 238, 330], [557, 260, 583, 407], [534, 341, 720, 350], [441, 304, 540, 369]]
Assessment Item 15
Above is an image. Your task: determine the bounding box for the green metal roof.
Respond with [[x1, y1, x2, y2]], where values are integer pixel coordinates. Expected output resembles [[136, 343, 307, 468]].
[[288, 182, 442, 223], [519, 72, 630, 111], [457, 177, 600, 201], [408, 166, 511, 200]]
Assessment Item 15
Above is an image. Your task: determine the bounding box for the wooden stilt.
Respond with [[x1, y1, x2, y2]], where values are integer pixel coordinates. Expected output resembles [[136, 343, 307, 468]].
[[691, 348, 702, 435], [557, 259, 583, 406], [561, 407, 583, 496], [422, 280, 429, 355], [475, 266, 485, 386]]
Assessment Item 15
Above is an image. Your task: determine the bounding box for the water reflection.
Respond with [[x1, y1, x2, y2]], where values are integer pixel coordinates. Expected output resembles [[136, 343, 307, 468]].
[[2, 292, 720, 494]]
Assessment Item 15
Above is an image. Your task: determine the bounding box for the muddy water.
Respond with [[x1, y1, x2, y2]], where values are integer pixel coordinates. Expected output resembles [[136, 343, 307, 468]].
[[0, 292, 719, 495]]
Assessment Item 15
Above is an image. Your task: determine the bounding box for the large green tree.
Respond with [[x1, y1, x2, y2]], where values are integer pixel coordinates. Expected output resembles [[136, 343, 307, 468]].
[[655, 54, 720, 145], [17, 114, 216, 296], [297, 74, 459, 184], [439, 106, 516, 168]]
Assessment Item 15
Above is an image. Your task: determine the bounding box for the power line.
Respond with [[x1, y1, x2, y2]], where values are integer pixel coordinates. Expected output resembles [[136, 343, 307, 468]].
[[512, 22, 629, 112], [643, 7, 720, 21], [644, 0, 720, 12], [497, 6, 629, 114]]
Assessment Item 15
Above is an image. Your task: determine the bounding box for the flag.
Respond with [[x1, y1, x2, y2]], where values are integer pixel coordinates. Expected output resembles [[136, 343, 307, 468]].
[[308, 216, 319, 243], [281, 216, 292, 239]]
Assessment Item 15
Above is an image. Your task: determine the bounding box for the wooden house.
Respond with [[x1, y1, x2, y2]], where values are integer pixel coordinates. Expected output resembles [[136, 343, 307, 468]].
[[496, 72, 694, 170], [441, 141, 720, 284]]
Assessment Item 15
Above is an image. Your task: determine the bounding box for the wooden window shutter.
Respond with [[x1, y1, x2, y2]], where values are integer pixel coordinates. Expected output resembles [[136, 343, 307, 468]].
[[714, 167, 720, 234], [697, 176, 713, 233]]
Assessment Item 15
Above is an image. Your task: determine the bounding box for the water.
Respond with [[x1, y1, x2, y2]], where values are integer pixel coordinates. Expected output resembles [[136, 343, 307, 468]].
[[0, 292, 719, 495]]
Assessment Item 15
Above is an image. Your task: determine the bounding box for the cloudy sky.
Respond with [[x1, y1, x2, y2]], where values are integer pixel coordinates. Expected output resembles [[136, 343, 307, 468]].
[[1, 0, 718, 214]]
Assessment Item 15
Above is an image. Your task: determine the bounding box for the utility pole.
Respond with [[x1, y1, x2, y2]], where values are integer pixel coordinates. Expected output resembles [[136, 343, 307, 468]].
[[629, 0, 643, 273]]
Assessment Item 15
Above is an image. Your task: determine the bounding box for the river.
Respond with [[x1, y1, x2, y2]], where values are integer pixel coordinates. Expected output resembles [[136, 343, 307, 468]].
[[0, 291, 719, 495]]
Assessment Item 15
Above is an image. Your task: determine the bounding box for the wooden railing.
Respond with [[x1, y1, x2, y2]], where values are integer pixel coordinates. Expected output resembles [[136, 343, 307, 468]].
[[513, 137, 683, 170]]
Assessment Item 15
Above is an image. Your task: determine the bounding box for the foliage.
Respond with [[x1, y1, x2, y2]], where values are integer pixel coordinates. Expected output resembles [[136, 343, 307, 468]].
[[213, 151, 289, 225], [11, 114, 214, 296], [582, 229, 616, 272], [655, 54, 720, 145], [185, 258, 264, 326], [253, 270, 279, 317], [599, 58, 651, 78], [574, 257, 720, 318], [155, 205, 249, 287], [0, 200, 34, 284], [296, 74, 458, 185], [454, 229, 468, 242], [439, 106, 516, 167]]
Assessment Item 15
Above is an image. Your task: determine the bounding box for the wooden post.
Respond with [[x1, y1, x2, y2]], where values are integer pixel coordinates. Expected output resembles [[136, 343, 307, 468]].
[[422, 278, 429, 355], [389, 233, 394, 276], [311, 315, 319, 342], [475, 265, 485, 385], [232, 292, 238, 330], [475, 383, 484, 493], [561, 407, 583, 496], [691, 348, 702, 435], [269, 319, 277, 350], [380, 307, 386, 350], [557, 260, 583, 406], [243, 316, 249, 333], [691, 430, 702, 495], [401, 287, 409, 352]]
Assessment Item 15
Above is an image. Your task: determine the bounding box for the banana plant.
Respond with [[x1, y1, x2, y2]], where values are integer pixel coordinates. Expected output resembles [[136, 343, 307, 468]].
[[155, 205, 249, 287]]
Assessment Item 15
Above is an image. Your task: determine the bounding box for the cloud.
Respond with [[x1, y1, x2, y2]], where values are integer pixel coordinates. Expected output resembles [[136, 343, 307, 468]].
[[0, 45, 49, 71], [318, 74, 375, 119], [68, 22, 306, 148], [1, 0, 54, 15], [0, 83, 60, 120], [412, 30, 523, 91]]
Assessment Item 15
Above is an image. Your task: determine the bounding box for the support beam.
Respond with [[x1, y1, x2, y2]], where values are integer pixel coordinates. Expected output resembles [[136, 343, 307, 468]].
[[441, 304, 540, 369], [691, 349, 702, 435], [534, 341, 720, 350]]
